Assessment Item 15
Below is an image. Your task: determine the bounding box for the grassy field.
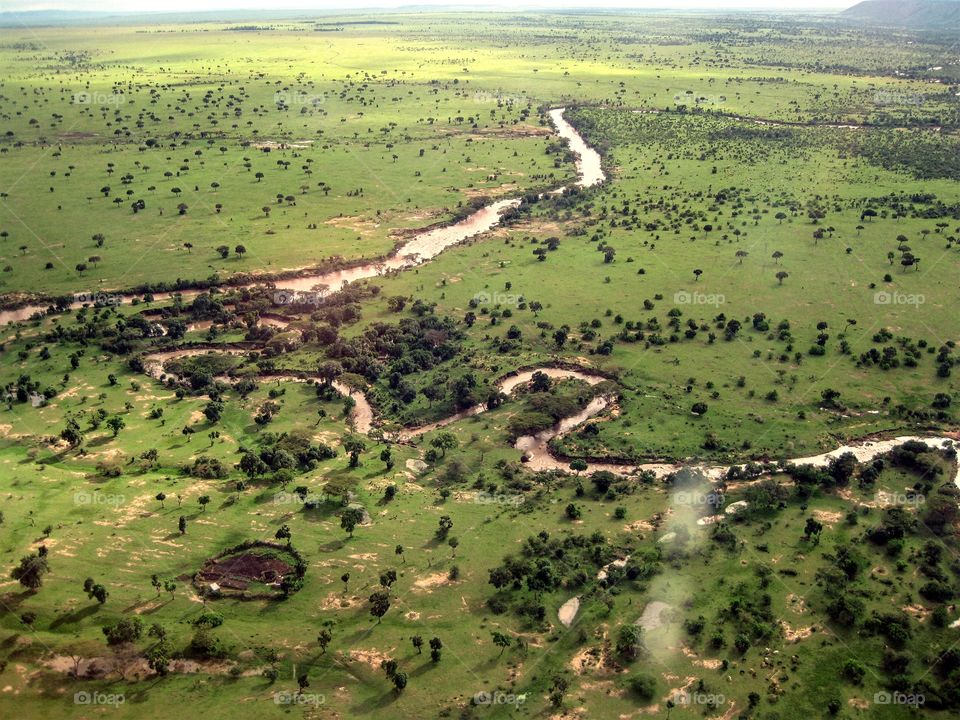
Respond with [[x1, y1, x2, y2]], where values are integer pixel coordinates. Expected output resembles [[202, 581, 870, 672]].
[[1, 10, 960, 720]]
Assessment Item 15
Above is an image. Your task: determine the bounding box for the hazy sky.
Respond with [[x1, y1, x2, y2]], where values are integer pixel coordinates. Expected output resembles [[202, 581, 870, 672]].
[[3, 0, 857, 15]]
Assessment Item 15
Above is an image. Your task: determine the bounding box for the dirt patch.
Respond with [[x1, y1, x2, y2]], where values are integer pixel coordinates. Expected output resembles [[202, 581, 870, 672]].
[[781, 621, 815, 643], [813, 510, 843, 526], [321, 593, 361, 610], [681, 646, 723, 669], [786, 593, 808, 614], [412, 572, 449, 591], [559, 596, 580, 627], [324, 215, 380, 235], [570, 647, 604, 675], [347, 649, 392, 671]]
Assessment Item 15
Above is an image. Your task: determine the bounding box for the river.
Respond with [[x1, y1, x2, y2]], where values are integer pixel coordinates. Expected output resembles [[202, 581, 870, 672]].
[[0, 108, 598, 325]]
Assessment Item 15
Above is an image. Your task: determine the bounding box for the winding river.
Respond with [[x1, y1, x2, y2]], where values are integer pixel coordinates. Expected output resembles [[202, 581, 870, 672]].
[[141, 346, 959, 490], [12, 101, 956, 489], [0, 108, 602, 326]]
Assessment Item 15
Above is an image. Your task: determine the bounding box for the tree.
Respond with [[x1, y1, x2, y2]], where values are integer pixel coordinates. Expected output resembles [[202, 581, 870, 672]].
[[630, 674, 657, 700], [615, 624, 644, 661], [75, 262, 87, 276], [103, 617, 143, 646], [691, 402, 708, 416], [491, 631, 512, 657], [275, 525, 292, 546], [235, 244, 246, 259], [343, 435, 366, 468], [106, 416, 125, 437], [435, 515, 453, 540], [395, 544, 405, 563], [569, 459, 588, 475], [392, 671, 407, 693], [178, 516, 187, 534], [550, 676, 568, 708], [198, 495, 210, 512], [318, 629, 332, 654], [429, 636, 443, 663], [735, 249, 748, 264], [776, 271, 789, 285], [87, 582, 108, 604], [772, 250, 783, 264], [155, 492, 166, 509], [693, 268, 702, 281], [369, 590, 390, 623], [340, 507, 364, 538], [430, 431, 458, 458], [380, 447, 394, 471], [203, 400, 223, 423], [803, 517, 824, 544], [11, 552, 49, 590], [146, 638, 171, 676], [411, 635, 423, 654], [216, 245, 229, 259], [317, 360, 343, 386]]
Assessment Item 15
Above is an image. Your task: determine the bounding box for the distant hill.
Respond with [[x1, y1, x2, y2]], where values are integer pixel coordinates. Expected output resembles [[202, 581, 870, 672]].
[[842, 0, 960, 27]]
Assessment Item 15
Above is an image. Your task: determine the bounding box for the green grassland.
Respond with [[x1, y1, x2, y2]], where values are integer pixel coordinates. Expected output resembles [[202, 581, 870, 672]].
[[1, 10, 960, 720]]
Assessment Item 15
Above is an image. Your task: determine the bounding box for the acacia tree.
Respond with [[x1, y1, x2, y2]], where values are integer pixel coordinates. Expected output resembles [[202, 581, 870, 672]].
[[340, 508, 364, 538], [11, 552, 49, 590], [318, 628, 332, 654], [369, 590, 390, 623], [491, 631, 512, 657]]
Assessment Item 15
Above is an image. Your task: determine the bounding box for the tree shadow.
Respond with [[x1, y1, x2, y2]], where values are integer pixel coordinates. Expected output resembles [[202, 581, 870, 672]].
[[352, 689, 400, 713], [49, 604, 100, 630], [318, 539, 346, 553]]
